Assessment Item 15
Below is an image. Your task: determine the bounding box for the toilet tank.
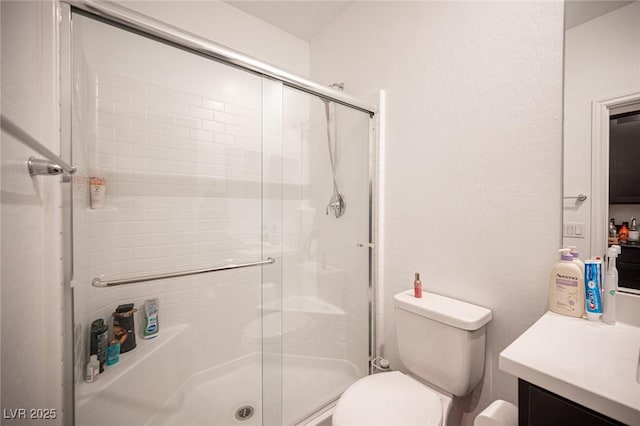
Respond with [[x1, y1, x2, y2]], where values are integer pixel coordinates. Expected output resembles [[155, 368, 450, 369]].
[[393, 290, 492, 397]]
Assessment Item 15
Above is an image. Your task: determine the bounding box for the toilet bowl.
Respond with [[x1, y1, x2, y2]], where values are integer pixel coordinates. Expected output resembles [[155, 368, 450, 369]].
[[333, 371, 451, 426], [332, 290, 492, 426]]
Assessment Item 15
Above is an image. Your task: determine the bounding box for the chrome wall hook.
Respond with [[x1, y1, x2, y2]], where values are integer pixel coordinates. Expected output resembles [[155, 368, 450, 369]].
[[563, 194, 588, 202]]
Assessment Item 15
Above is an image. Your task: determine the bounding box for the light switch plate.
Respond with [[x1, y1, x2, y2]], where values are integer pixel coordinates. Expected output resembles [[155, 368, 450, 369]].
[[564, 222, 586, 238]]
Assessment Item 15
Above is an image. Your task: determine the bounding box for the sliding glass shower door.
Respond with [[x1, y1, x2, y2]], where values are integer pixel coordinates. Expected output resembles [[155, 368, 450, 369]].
[[70, 7, 372, 426], [279, 88, 371, 424], [71, 12, 276, 426]]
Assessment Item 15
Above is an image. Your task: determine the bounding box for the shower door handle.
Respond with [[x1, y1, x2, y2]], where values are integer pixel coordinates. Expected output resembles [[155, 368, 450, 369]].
[[92, 257, 276, 287]]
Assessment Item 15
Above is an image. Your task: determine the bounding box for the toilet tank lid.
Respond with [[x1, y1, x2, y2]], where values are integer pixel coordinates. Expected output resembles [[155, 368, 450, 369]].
[[394, 290, 492, 330]]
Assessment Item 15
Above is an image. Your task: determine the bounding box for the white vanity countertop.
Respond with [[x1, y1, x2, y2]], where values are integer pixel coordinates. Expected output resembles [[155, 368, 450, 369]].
[[499, 311, 640, 425]]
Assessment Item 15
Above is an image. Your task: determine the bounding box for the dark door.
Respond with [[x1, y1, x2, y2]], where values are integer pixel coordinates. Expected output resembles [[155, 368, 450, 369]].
[[609, 111, 640, 204]]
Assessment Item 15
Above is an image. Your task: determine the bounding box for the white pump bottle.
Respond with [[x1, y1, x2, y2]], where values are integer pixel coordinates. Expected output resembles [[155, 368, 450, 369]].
[[567, 245, 585, 277], [548, 248, 585, 318]]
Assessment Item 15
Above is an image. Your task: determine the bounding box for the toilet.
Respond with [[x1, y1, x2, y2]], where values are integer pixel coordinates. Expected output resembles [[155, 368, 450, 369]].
[[332, 290, 493, 426]]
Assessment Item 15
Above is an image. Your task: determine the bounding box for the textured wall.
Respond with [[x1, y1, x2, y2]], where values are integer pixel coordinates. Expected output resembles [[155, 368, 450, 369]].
[[116, 0, 310, 77], [311, 2, 564, 425], [1, 1, 64, 424]]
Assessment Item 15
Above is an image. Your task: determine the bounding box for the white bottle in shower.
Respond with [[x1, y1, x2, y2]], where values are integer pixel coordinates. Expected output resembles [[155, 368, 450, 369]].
[[85, 355, 100, 382]]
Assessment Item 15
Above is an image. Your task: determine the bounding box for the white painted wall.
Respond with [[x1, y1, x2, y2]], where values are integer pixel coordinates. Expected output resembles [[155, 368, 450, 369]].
[[115, 1, 310, 77], [311, 2, 564, 425], [1, 1, 64, 423], [563, 1, 640, 257]]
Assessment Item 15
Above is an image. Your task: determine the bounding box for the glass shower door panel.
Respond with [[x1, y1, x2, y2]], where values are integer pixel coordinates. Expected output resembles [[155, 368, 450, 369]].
[[71, 13, 266, 426], [281, 88, 371, 424], [261, 77, 284, 426]]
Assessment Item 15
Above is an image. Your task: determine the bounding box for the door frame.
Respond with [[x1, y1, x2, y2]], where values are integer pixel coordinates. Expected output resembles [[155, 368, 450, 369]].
[[591, 91, 640, 295]]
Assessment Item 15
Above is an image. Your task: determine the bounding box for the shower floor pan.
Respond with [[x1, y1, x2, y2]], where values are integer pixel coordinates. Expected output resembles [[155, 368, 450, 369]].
[[146, 352, 361, 426]]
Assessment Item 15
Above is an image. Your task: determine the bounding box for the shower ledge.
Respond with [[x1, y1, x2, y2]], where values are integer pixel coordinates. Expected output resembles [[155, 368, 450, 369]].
[[76, 323, 189, 406]]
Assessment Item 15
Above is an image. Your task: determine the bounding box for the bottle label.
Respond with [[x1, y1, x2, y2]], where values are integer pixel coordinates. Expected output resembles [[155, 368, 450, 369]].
[[554, 273, 580, 312], [85, 366, 95, 383]]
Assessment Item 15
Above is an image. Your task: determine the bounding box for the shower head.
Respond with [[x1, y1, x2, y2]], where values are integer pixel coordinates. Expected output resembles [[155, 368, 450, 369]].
[[322, 97, 346, 219]]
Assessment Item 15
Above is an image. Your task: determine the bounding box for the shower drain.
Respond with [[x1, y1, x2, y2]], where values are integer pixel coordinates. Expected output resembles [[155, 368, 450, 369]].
[[235, 405, 254, 421]]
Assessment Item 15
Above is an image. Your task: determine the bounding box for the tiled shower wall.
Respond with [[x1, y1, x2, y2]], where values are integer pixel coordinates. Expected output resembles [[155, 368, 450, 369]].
[[72, 32, 266, 381], [83, 68, 262, 278], [73, 64, 266, 379]]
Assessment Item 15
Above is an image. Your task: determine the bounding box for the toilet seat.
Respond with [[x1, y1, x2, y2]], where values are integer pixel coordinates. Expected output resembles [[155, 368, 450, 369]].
[[332, 371, 443, 426]]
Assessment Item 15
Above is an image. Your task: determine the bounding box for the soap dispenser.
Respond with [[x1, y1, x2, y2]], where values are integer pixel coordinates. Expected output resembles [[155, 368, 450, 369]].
[[548, 248, 585, 318], [567, 246, 585, 276]]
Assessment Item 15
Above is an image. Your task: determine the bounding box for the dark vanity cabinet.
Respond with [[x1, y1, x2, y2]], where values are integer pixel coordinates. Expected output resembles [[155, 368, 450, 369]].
[[518, 380, 628, 426], [609, 111, 640, 204]]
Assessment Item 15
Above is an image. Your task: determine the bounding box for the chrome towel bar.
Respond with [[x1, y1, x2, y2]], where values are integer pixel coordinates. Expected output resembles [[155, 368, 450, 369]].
[[91, 257, 276, 287], [0, 115, 77, 176]]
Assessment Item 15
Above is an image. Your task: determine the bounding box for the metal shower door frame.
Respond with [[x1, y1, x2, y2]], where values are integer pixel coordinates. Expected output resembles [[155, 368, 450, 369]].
[[58, 1, 378, 424]]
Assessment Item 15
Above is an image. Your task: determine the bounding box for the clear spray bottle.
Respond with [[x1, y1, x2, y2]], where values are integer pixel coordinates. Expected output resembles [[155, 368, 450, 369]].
[[602, 245, 620, 325]]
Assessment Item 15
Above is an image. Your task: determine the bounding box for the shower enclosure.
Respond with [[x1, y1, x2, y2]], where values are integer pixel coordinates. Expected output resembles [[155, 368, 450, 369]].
[[64, 2, 375, 425]]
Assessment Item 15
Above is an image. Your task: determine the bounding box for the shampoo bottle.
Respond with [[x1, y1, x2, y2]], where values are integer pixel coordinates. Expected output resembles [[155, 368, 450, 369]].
[[113, 304, 137, 353], [548, 249, 585, 318], [143, 298, 159, 339], [85, 355, 100, 383], [90, 319, 108, 373]]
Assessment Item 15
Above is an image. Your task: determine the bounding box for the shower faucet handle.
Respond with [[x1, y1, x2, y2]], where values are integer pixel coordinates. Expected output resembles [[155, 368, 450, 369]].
[[326, 193, 346, 218], [326, 201, 335, 215]]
